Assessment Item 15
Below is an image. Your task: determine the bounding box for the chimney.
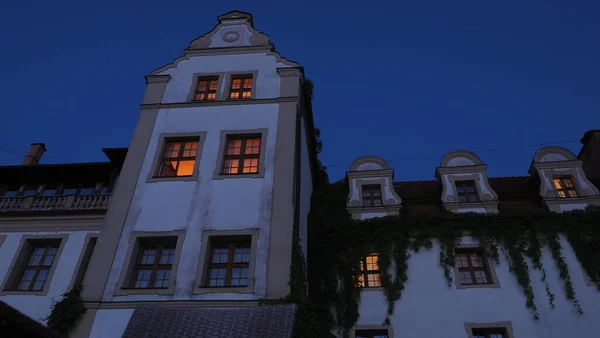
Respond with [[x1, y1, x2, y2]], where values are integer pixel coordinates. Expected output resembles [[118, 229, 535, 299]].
[[578, 130, 600, 183], [22, 143, 46, 165]]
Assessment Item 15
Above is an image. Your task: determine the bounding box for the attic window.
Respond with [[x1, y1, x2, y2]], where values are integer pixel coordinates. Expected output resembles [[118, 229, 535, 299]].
[[456, 181, 479, 202], [362, 185, 383, 207], [553, 177, 578, 198]]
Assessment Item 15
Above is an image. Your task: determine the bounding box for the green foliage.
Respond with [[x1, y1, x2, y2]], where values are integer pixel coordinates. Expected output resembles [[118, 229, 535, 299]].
[[46, 285, 86, 336], [307, 181, 600, 335]]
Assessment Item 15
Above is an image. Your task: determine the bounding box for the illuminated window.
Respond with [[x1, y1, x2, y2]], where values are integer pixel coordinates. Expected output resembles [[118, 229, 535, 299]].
[[362, 185, 383, 207], [356, 254, 381, 288], [355, 329, 389, 338], [472, 328, 508, 338], [193, 76, 219, 101], [455, 249, 492, 286], [156, 138, 200, 177], [229, 75, 253, 99], [13, 241, 61, 291], [204, 238, 251, 287], [552, 177, 578, 198], [129, 238, 177, 289], [456, 180, 479, 202], [220, 135, 261, 175]]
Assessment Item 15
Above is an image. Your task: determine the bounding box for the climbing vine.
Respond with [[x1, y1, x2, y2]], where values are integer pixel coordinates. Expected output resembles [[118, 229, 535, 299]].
[[46, 285, 86, 336]]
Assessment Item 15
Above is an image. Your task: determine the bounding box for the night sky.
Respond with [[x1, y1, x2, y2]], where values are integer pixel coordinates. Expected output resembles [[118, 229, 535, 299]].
[[1, 1, 599, 181]]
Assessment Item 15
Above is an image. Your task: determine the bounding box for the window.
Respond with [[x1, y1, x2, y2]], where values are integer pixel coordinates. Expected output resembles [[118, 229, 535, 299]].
[[220, 135, 261, 175], [229, 75, 253, 99], [129, 238, 176, 289], [155, 138, 200, 177], [355, 329, 389, 338], [472, 328, 508, 338], [455, 249, 492, 286], [193, 76, 219, 101], [456, 180, 479, 202], [362, 185, 383, 207], [0, 185, 18, 198], [356, 254, 381, 287], [21, 185, 42, 197], [553, 177, 578, 198], [204, 238, 251, 287], [1, 234, 68, 296]]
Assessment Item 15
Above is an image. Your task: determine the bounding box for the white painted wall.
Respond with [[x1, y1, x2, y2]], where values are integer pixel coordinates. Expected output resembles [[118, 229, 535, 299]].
[[89, 309, 134, 338], [298, 118, 313, 257], [351, 236, 600, 338], [0, 230, 98, 324]]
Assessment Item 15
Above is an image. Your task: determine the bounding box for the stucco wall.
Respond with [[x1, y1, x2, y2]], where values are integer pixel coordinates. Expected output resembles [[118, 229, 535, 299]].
[[352, 236, 600, 338], [89, 309, 134, 338], [0, 230, 98, 324]]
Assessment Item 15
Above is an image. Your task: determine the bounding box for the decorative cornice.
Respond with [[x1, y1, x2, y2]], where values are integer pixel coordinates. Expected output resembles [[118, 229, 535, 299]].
[[0, 214, 104, 232], [139, 96, 299, 111], [436, 164, 487, 176], [347, 169, 395, 179], [144, 75, 171, 84], [84, 300, 260, 310], [440, 150, 484, 167]]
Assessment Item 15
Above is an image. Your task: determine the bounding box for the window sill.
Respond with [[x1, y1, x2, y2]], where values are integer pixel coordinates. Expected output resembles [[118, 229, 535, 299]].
[[194, 286, 254, 294], [146, 175, 198, 183], [0, 289, 49, 296], [114, 286, 175, 296], [213, 172, 265, 180], [456, 282, 500, 290], [357, 287, 384, 292]]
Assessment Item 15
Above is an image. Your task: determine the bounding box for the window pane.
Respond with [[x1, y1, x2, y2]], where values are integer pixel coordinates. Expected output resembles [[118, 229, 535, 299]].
[[17, 269, 36, 290], [563, 179, 574, 188], [209, 81, 218, 90], [553, 178, 562, 189], [226, 139, 242, 155], [158, 161, 177, 177], [195, 93, 205, 100], [176, 160, 195, 176], [231, 79, 242, 89], [78, 187, 94, 195], [141, 248, 157, 265], [233, 246, 251, 263], [28, 247, 45, 266], [32, 269, 49, 290], [230, 92, 240, 99], [366, 256, 379, 271], [567, 190, 578, 198], [207, 93, 216, 100], [242, 158, 259, 173], [3, 189, 19, 197], [243, 78, 252, 89], [208, 268, 227, 286], [223, 159, 239, 174], [182, 141, 199, 158], [456, 254, 468, 268], [42, 246, 57, 266], [244, 138, 261, 155], [163, 142, 181, 159], [459, 271, 473, 284], [475, 270, 489, 283], [197, 81, 207, 91], [230, 267, 248, 286], [367, 273, 381, 287], [241, 91, 251, 98], [558, 190, 567, 198], [62, 188, 77, 195], [212, 247, 229, 263], [23, 186, 40, 197], [153, 269, 171, 288], [159, 248, 175, 265], [133, 269, 152, 288], [41, 188, 58, 196]]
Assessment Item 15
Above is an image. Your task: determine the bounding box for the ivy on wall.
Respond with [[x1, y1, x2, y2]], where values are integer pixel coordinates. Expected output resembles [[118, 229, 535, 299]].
[[46, 285, 86, 336]]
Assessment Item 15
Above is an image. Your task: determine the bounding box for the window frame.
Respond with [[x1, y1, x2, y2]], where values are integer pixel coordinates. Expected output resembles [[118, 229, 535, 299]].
[[67, 233, 98, 291], [147, 132, 207, 183], [0, 234, 69, 296], [465, 322, 514, 338], [113, 231, 186, 296], [361, 184, 383, 207], [203, 237, 252, 288], [351, 326, 392, 338], [454, 245, 500, 289], [191, 75, 220, 102], [194, 229, 259, 294], [187, 72, 225, 102], [225, 73, 256, 100], [552, 176, 579, 198], [213, 129, 269, 180], [455, 180, 479, 202], [356, 254, 382, 288]]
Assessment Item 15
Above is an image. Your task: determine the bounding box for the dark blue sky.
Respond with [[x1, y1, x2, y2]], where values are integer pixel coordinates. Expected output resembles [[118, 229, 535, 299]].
[[1, 1, 598, 181]]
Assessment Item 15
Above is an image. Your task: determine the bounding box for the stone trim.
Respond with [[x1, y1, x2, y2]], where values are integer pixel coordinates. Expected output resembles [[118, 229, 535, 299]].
[[545, 196, 600, 213], [440, 150, 484, 167], [193, 228, 259, 294], [186, 72, 226, 102], [347, 169, 395, 179], [223, 70, 259, 100], [533, 146, 577, 162], [84, 299, 260, 310], [0, 214, 104, 232], [454, 243, 501, 290], [0, 234, 69, 296], [349, 155, 392, 171], [464, 321, 514, 338], [113, 230, 186, 296], [212, 128, 269, 180], [66, 233, 99, 291], [140, 96, 298, 110], [350, 325, 393, 338], [146, 132, 208, 183]]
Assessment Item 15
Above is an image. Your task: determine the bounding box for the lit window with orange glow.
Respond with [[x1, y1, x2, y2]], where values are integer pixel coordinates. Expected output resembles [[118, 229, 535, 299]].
[[156, 139, 200, 177], [221, 136, 261, 175], [552, 177, 578, 198], [193, 76, 219, 101], [229, 75, 252, 99], [356, 254, 381, 288]]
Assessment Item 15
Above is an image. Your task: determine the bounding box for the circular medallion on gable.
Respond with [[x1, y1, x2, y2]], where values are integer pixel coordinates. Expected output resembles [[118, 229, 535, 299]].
[[223, 31, 240, 43]]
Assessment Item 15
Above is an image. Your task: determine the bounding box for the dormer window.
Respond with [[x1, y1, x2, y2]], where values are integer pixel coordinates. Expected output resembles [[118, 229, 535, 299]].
[[553, 177, 578, 198], [456, 181, 479, 202], [362, 185, 383, 207]]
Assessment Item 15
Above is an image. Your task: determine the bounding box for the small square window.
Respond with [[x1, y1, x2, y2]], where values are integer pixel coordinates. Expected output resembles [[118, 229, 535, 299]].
[[193, 76, 219, 101], [466, 322, 514, 338], [455, 248, 498, 288], [355, 329, 389, 338], [472, 327, 508, 338], [204, 237, 251, 288], [129, 238, 177, 289], [362, 185, 383, 207], [229, 75, 253, 100], [220, 135, 262, 175], [355, 254, 382, 288], [455, 180, 479, 202], [148, 133, 206, 183], [552, 176, 578, 198]]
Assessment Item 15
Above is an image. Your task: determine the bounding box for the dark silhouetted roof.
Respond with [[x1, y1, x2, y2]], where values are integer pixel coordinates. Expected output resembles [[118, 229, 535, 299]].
[[122, 304, 296, 338]]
